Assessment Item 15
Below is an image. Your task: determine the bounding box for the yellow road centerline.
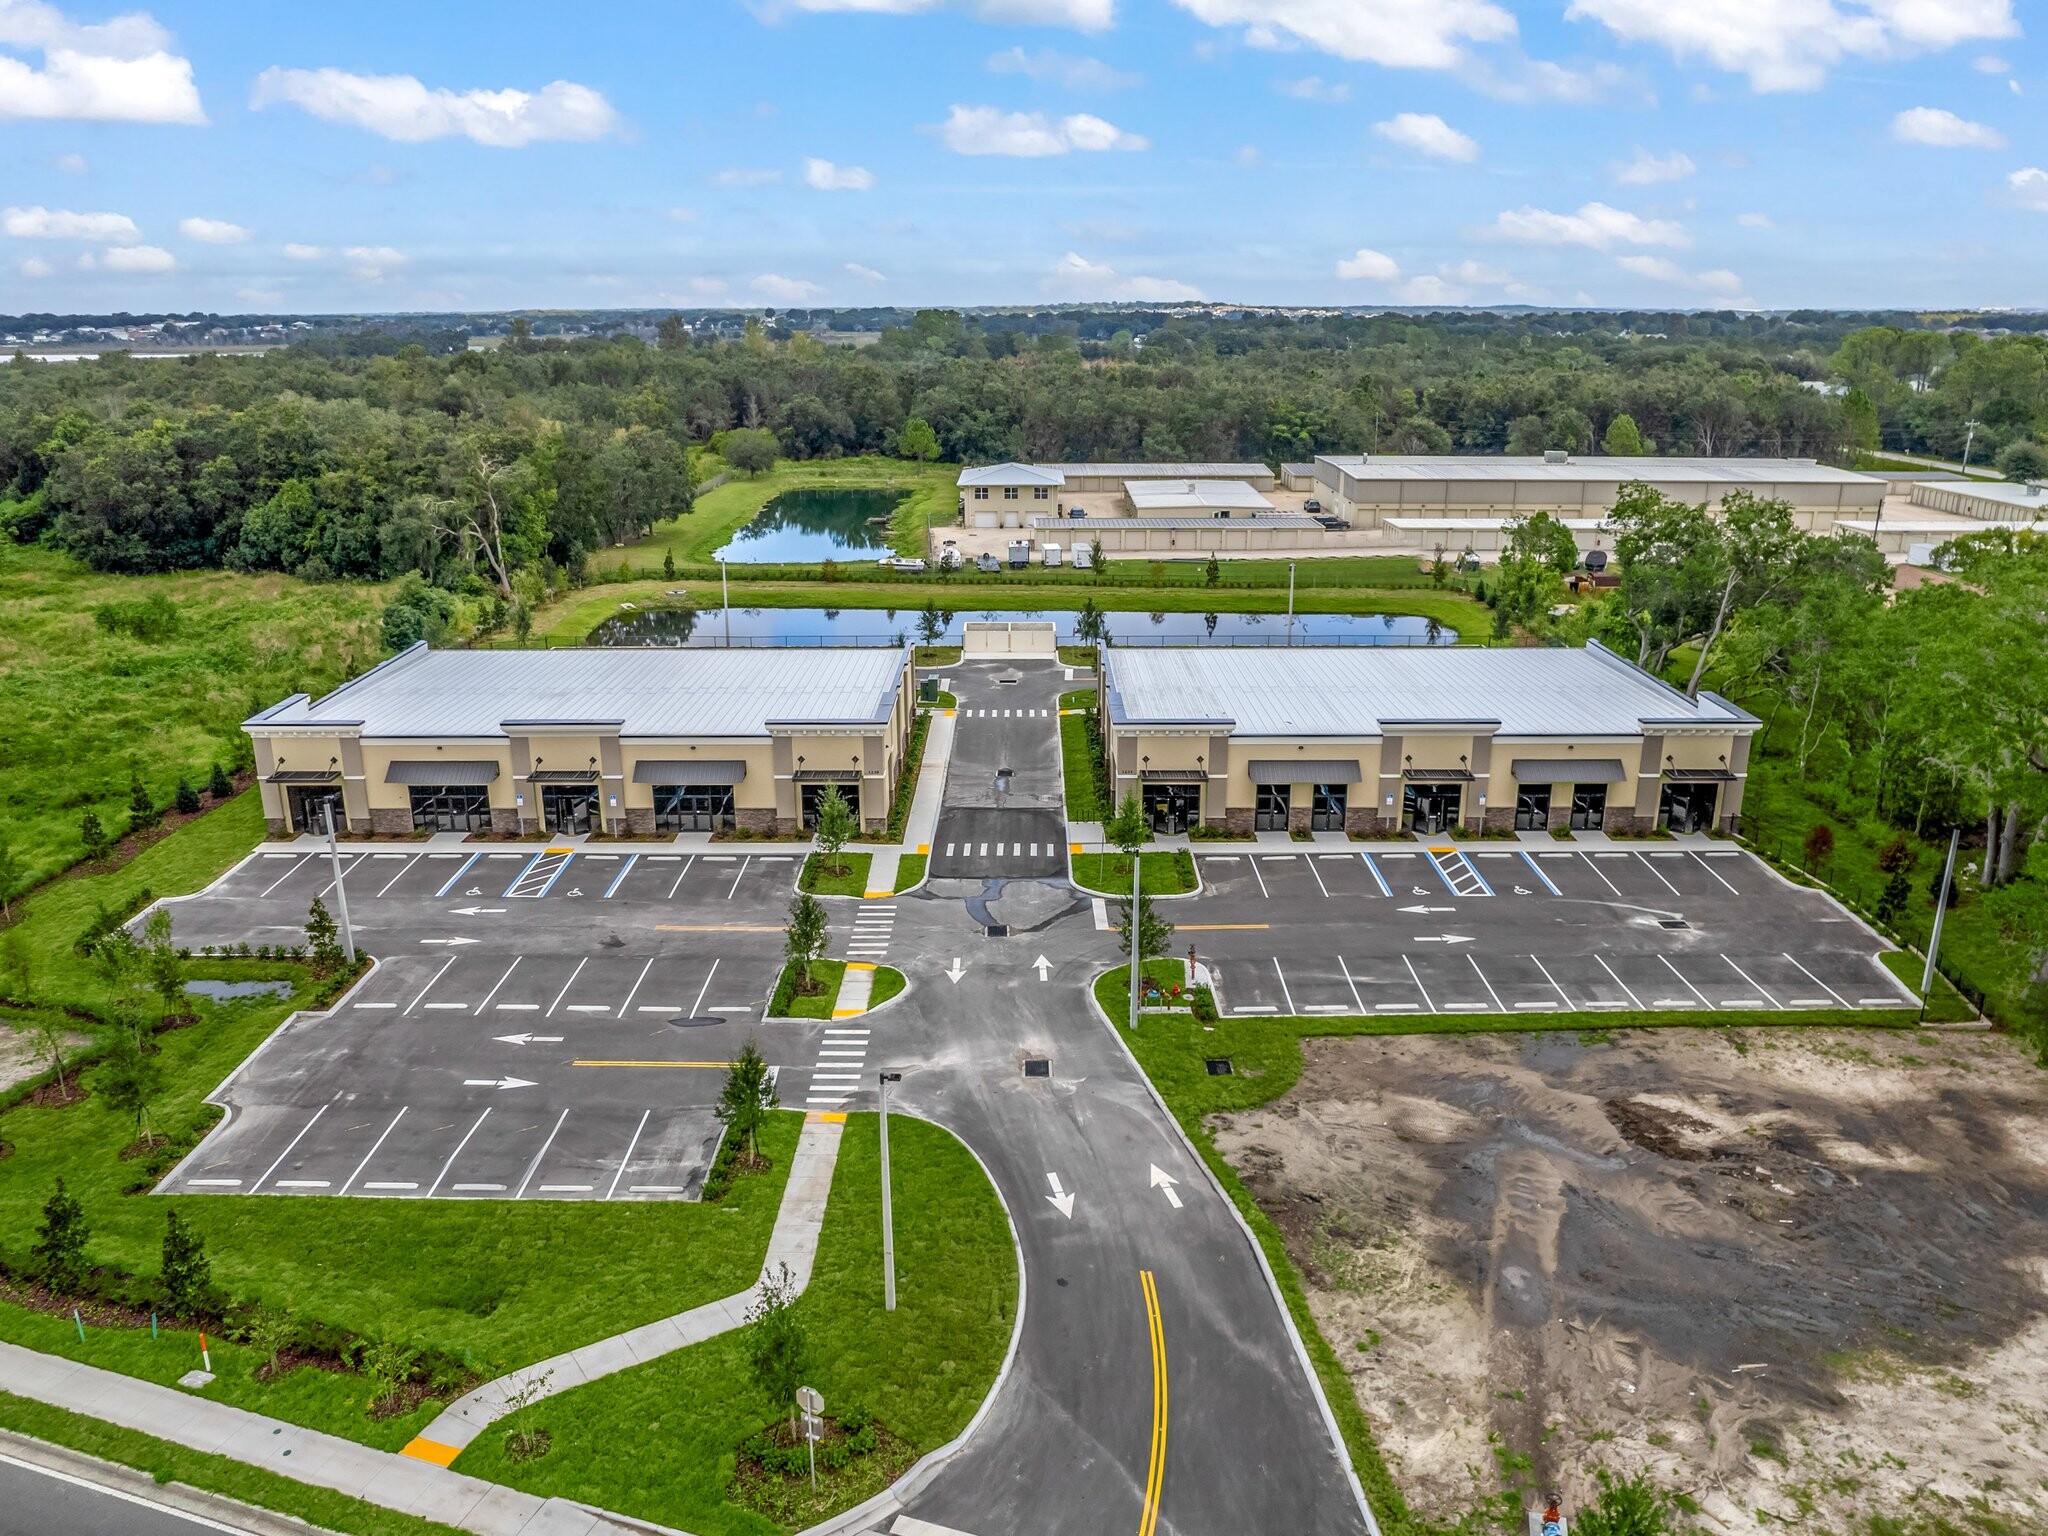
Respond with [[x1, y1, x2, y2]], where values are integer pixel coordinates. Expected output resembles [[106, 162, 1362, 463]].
[[1138, 1268, 1167, 1536], [571, 1060, 734, 1069]]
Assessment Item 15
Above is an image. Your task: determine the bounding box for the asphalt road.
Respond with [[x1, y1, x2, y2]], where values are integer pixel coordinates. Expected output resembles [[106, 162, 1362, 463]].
[[0, 1452, 252, 1536], [928, 659, 1071, 882]]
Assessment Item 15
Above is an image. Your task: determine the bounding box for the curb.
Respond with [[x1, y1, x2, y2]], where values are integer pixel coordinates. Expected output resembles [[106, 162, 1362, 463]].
[[0, 1431, 339, 1536]]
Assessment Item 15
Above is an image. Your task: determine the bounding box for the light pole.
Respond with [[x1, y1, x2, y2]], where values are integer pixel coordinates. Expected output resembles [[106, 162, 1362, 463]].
[[322, 797, 356, 965], [1920, 826, 1961, 1017], [878, 1070, 902, 1311], [1127, 846, 1141, 1030]]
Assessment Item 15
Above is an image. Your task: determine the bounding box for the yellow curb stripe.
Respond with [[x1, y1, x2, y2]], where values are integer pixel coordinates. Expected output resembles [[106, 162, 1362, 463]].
[[916, 843, 929, 855], [807, 1111, 848, 1124], [401, 1437, 461, 1467], [831, 1008, 866, 1018], [863, 890, 891, 898], [1070, 842, 1084, 854], [845, 962, 877, 972]]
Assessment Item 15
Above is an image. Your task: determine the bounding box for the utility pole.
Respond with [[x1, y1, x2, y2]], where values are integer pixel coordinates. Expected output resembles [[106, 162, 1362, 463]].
[[720, 556, 731, 648], [1960, 419, 1982, 475], [878, 1070, 902, 1311], [1128, 848, 1142, 1029], [1920, 826, 1961, 1015], [323, 798, 356, 964]]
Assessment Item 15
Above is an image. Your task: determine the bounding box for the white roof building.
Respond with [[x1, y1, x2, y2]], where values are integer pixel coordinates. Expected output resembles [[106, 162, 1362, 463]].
[[1123, 479, 1277, 514]]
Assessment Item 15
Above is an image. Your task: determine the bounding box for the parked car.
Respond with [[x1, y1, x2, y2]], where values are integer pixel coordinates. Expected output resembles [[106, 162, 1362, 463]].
[[1303, 498, 1322, 513], [977, 551, 1002, 573], [877, 556, 928, 574], [1581, 548, 1609, 573], [1311, 514, 1350, 531]]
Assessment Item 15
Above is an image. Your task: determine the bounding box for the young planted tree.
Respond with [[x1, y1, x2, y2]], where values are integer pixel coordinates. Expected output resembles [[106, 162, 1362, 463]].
[[1114, 891, 1175, 964], [1090, 537, 1105, 576], [1204, 553, 1220, 588], [127, 774, 159, 834], [173, 778, 202, 815], [33, 1180, 89, 1293], [306, 896, 344, 977], [99, 1037, 164, 1146], [159, 1209, 211, 1318], [79, 809, 110, 863], [239, 1305, 297, 1382], [207, 762, 235, 801], [785, 891, 828, 994], [663, 549, 677, 580], [359, 1339, 421, 1415], [716, 1038, 780, 1164], [916, 599, 944, 648], [142, 909, 184, 1023], [812, 786, 857, 877], [745, 1262, 813, 1435], [1103, 790, 1149, 860], [1803, 823, 1836, 873]]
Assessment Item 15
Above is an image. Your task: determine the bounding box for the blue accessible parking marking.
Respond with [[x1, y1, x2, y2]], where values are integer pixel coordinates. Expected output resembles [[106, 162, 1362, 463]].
[[505, 848, 576, 898], [1425, 846, 1493, 897]]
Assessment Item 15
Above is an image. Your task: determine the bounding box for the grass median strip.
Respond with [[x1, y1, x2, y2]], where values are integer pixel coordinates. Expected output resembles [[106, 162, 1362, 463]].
[[1070, 851, 1197, 898]]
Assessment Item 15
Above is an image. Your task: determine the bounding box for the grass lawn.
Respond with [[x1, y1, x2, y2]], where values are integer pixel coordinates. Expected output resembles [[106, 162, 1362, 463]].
[[1069, 851, 1197, 897], [892, 855, 927, 893], [1089, 959, 1923, 1534], [800, 853, 871, 897], [0, 543, 388, 896], [772, 959, 846, 1019], [1056, 689, 1095, 710], [869, 966, 907, 1009], [1878, 949, 1977, 1023], [1056, 645, 1098, 668], [622, 458, 961, 565], [924, 691, 957, 710], [1059, 715, 1104, 823], [0, 1392, 465, 1536], [453, 1113, 1017, 1536]]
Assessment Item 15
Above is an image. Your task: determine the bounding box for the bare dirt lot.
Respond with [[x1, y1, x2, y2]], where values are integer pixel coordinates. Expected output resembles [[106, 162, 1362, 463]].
[[1212, 1027, 2048, 1534]]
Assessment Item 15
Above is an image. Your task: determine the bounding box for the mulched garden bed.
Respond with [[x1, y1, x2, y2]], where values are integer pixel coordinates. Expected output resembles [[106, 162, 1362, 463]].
[[727, 1416, 917, 1528], [27, 1079, 88, 1109]]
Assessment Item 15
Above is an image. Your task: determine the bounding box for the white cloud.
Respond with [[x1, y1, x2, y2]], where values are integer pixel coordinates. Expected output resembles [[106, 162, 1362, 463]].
[[667, 206, 698, 222], [0, 0, 205, 123], [1564, 0, 2018, 92], [1891, 105, 2005, 148], [1735, 210, 1774, 227], [341, 244, 404, 281], [690, 276, 729, 296], [1396, 274, 1467, 305], [250, 67, 620, 147], [1612, 146, 1695, 184], [935, 103, 1147, 155], [1276, 74, 1350, 101], [804, 156, 874, 190], [1335, 247, 1401, 281], [1470, 54, 1629, 103], [1449, 259, 1511, 284], [179, 216, 251, 244], [1371, 111, 1478, 162], [1490, 200, 1688, 249], [236, 286, 283, 305], [19, 256, 51, 277], [1043, 251, 1201, 302], [753, 273, 823, 302], [101, 243, 176, 272], [1617, 253, 1748, 299], [1169, 0, 1517, 70], [2, 204, 138, 241], [844, 261, 886, 283], [986, 45, 1138, 89], [775, 0, 1113, 27], [715, 167, 782, 186], [1974, 52, 2009, 70], [54, 150, 87, 173], [282, 242, 325, 260], [2007, 166, 2048, 211]]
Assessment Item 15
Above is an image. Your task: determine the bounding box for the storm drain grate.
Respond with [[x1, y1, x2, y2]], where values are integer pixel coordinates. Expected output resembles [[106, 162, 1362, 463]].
[[1205, 1058, 1234, 1076], [1023, 1058, 1050, 1078], [1659, 918, 1690, 930], [986, 923, 1009, 937]]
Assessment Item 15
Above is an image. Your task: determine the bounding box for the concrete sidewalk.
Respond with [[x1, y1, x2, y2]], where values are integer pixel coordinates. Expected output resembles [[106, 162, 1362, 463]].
[[832, 964, 878, 1019], [0, 1339, 652, 1536], [407, 1113, 845, 1461]]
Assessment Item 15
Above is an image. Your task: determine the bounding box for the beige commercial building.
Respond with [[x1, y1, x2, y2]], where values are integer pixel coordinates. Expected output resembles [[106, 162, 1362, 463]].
[[247, 644, 915, 838], [1100, 642, 1758, 837]]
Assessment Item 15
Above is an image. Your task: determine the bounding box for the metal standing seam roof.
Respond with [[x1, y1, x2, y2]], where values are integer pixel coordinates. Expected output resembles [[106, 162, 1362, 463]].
[[1315, 455, 1883, 488], [1104, 643, 1754, 738], [632, 760, 746, 784], [1033, 514, 1324, 531], [1248, 759, 1361, 783], [1044, 462, 1272, 480], [248, 645, 906, 739], [385, 760, 500, 785], [1909, 479, 2048, 515], [960, 463, 1066, 487], [1511, 757, 1625, 783], [1124, 480, 1277, 512]]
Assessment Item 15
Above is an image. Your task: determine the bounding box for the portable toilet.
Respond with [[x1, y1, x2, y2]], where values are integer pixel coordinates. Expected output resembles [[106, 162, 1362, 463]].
[[1008, 539, 1032, 569], [1071, 543, 1093, 570], [1042, 542, 1062, 568]]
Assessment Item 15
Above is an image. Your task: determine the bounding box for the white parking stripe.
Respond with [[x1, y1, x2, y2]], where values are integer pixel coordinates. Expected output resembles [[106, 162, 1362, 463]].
[[375, 852, 424, 897], [605, 1109, 651, 1200], [1249, 858, 1270, 898], [688, 957, 720, 1018], [1305, 857, 1331, 898], [427, 1109, 492, 1198], [249, 1104, 328, 1194], [257, 854, 312, 898], [1594, 954, 1643, 1008], [404, 955, 458, 1016], [1721, 955, 1780, 1008], [515, 1108, 572, 1199], [1780, 952, 1850, 1007], [1336, 955, 1366, 1013], [1691, 851, 1740, 894], [475, 957, 521, 1013], [665, 854, 697, 899], [1271, 957, 1298, 1015], [1578, 851, 1624, 896], [1658, 956, 1713, 1008], [361, 1182, 417, 1191], [545, 957, 589, 1017], [1466, 955, 1506, 1013], [727, 855, 751, 900], [340, 1107, 407, 1195], [617, 956, 655, 1017], [1528, 954, 1573, 1008], [1633, 851, 1681, 896], [1400, 954, 1435, 1012]]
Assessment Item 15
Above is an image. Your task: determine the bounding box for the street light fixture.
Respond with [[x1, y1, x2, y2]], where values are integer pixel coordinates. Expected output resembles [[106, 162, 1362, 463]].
[[878, 1070, 902, 1311]]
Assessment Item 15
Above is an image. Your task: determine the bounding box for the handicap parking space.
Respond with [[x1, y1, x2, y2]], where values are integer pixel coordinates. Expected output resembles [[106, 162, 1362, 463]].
[[1363, 847, 1449, 898]]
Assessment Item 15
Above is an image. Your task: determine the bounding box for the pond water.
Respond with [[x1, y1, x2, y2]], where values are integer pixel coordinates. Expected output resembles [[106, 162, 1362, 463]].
[[713, 487, 911, 563], [184, 979, 293, 1001], [588, 606, 1456, 648]]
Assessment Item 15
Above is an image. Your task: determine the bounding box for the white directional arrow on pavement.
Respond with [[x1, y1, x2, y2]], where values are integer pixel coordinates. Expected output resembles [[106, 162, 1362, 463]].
[[449, 907, 507, 916], [1397, 904, 1456, 914], [1032, 954, 1052, 981], [463, 1077, 537, 1090], [945, 957, 967, 984], [1413, 934, 1475, 945], [493, 1034, 563, 1046], [1149, 1163, 1183, 1210], [1045, 1171, 1075, 1219], [420, 936, 481, 946]]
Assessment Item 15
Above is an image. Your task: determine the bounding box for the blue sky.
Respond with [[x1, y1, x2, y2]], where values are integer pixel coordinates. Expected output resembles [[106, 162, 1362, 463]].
[[1, 0, 2041, 313]]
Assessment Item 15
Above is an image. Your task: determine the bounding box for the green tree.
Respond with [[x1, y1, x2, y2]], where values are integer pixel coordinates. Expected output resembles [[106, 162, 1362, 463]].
[[1996, 439, 2048, 481], [159, 1208, 211, 1317], [206, 762, 234, 800], [305, 896, 344, 977], [716, 1038, 780, 1163], [1090, 537, 1105, 577], [1504, 511, 1580, 575], [1103, 789, 1149, 860], [33, 1179, 89, 1293], [1204, 553, 1220, 588], [663, 549, 676, 580], [1074, 598, 1109, 647], [358, 1339, 421, 1414], [141, 909, 184, 1023], [126, 773, 158, 832], [723, 428, 778, 476], [1602, 413, 1645, 456], [1114, 891, 1174, 962], [784, 891, 828, 992], [173, 778, 201, 815], [99, 1036, 164, 1144], [897, 417, 941, 462], [512, 600, 534, 644], [812, 786, 857, 876], [916, 599, 944, 647], [1841, 387, 1881, 453], [238, 1305, 296, 1381], [745, 1261, 812, 1435]]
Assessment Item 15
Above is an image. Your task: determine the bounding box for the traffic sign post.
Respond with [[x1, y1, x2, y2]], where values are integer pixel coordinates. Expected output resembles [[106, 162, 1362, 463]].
[[796, 1387, 824, 1491]]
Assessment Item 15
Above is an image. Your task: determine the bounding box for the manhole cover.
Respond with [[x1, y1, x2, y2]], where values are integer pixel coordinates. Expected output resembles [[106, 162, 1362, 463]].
[[1659, 919, 1690, 930], [986, 923, 1009, 937], [1023, 1058, 1050, 1078], [1205, 1058, 1233, 1076]]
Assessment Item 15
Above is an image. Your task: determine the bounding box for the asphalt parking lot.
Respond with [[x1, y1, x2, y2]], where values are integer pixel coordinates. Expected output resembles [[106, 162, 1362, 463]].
[[1183, 842, 1916, 1018], [157, 841, 902, 1202]]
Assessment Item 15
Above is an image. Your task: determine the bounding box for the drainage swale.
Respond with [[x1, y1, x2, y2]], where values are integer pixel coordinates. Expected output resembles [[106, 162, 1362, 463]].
[[1205, 1058, 1233, 1076], [1023, 1058, 1050, 1078]]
